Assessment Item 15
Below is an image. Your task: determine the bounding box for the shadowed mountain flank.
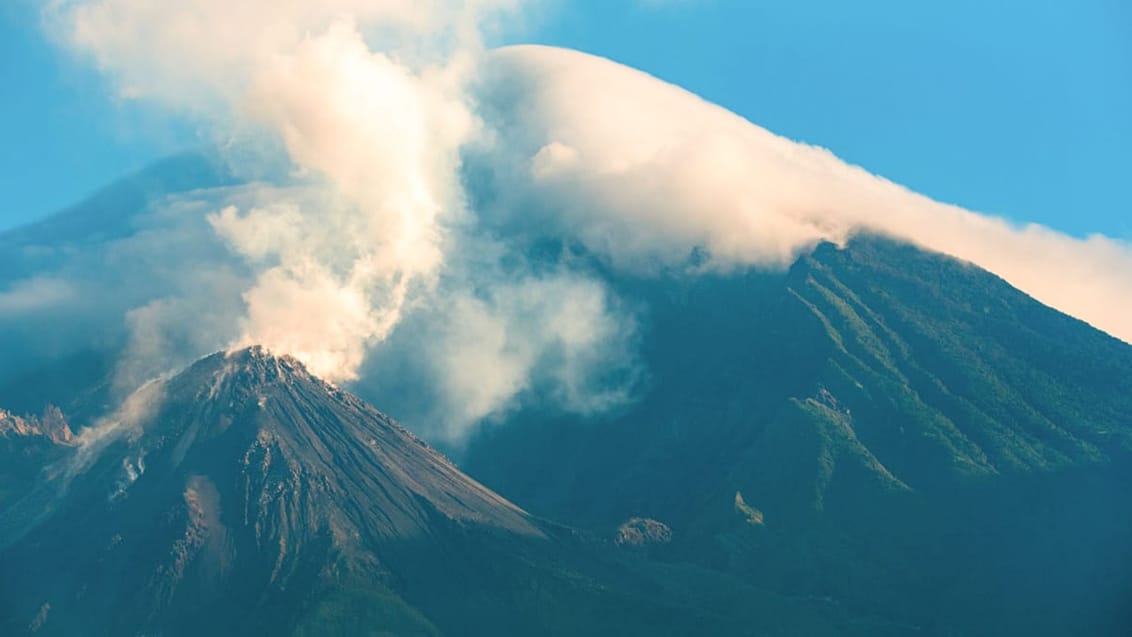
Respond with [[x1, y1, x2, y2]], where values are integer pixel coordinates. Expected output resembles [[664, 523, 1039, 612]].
[[3, 237, 1130, 636], [462, 236, 1132, 636]]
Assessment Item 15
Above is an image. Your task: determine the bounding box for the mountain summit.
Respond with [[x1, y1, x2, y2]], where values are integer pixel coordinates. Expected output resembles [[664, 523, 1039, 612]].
[[1, 346, 544, 634], [155, 346, 542, 540], [3, 347, 823, 636]]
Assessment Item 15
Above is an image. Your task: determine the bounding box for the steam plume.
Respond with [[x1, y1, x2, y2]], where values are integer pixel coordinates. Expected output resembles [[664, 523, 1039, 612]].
[[25, 13, 1132, 442], [52, 0, 518, 381]]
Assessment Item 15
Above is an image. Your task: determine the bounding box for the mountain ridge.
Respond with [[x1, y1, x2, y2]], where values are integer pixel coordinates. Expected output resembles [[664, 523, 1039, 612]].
[[0, 345, 549, 635], [1, 346, 835, 636], [460, 235, 1132, 636], [2, 234, 1130, 635]]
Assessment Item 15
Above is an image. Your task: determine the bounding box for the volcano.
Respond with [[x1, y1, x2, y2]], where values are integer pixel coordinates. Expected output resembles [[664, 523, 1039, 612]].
[[2, 347, 820, 636], [1, 347, 535, 634], [3, 236, 1131, 636]]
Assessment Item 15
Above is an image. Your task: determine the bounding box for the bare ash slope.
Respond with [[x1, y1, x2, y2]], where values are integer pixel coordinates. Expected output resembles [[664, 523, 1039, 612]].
[[1, 347, 815, 637]]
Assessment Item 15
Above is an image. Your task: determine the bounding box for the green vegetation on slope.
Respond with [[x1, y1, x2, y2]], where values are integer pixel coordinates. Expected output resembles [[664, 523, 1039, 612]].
[[463, 236, 1132, 636]]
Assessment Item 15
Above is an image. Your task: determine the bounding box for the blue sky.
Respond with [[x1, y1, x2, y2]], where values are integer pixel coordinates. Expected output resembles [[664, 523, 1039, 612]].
[[1, 0, 1129, 238]]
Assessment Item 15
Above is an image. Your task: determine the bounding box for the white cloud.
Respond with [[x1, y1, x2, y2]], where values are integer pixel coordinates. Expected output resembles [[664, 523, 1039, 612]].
[[422, 273, 637, 440], [40, 3, 639, 440], [31, 4, 1132, 445], [0, 277, 74, 314], [474, 45, 1132, 344]]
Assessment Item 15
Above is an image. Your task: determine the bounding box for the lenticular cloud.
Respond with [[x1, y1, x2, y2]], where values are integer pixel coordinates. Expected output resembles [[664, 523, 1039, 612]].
[[473, 45, 1132, 345]]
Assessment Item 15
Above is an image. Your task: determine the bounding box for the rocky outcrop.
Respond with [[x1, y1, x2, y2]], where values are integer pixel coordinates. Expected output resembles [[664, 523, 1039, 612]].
[[0, 406, 73, 445], [615, 517, 672, 547]]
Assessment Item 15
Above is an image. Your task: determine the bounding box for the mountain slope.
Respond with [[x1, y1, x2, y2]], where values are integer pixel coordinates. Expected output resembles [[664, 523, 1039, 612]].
[[0, 347, 843, 636], [461, 236, 1132, 636], [0, 152, 231, 263], [0, 152, 239, 404], [0, 347, 519, 634]]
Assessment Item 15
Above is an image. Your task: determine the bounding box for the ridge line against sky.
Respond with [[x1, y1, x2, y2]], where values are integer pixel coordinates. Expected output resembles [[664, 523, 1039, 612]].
[[0, 0, 1129, 442], [1, 0, 1130, 239]]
